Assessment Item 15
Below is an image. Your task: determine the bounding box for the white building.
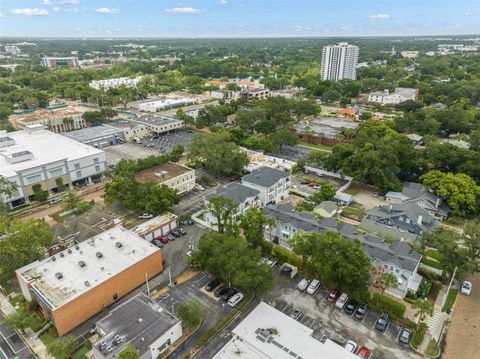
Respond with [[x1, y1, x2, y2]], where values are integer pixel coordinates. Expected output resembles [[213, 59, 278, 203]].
[[89, 76, 143, 90], [320, 42, 359, 81], [137, 98, 196, 113], [3, 45, 21, 55], [400, 51, 419, 59], [368, 88, 419, 104], [93, 294, 182, 359], [212, 302, 358, 359], [204, 183, 261, 227], [133, 116, 184, 135], [241, 166, 291, 207], [41, 56, 80, 68], [0, 125, 105, 208]]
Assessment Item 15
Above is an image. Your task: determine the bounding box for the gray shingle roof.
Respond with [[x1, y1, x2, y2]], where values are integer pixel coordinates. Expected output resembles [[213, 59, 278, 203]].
[[242, 166, 290, 188], [367, 202, 437, 232], [206, 183, 260, 205], [264, 203, 422, 272]]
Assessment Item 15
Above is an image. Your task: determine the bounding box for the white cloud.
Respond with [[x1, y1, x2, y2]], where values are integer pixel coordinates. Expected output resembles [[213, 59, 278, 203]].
[[165, 7, 205, 14], [75, 26, 80, 30], [219, 0, 228, 4], [58, 0, 79, 4], [11, 8, 50, 16], [95, 8, 120, 14], [64, 7, 79, 13], [368, 14, 391, 20], [464, 12, 476, 16], [53, 6, 60, 11], [40, 0, 52, 4], [0, 11, 5, 18]]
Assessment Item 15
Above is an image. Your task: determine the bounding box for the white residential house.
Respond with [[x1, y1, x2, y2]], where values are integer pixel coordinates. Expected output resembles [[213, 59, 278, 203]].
[[368, 88, 419, 104], [204, 183, 260, 229], [241, 166, 291, 207]]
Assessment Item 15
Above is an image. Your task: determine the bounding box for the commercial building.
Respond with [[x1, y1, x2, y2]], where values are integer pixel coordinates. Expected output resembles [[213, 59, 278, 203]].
[[41, 56, 80, 68], [104, 120, 151, 141], [243, 149, 295, 173], [135, 162, 195, 194], [0, 125, 105, 208], [133, 115, 184, 135], [132, 213, 178, 242], [320, 43, 359, 81], [293, 118, 359, 146], [63, 126, 125, 148], [89, 76, 142, 90], [10, 104, 88, 134], [212, 302, 358, 359], [400, 51, 419, 59], [368, 88, 419, 104], [93, 294, 182, 359], [137, 98, 196, 113], [2, 45, 21, 55], [16, 226, 164, 335], [241, 88, 270, 101], [242, 166, 291, 206]]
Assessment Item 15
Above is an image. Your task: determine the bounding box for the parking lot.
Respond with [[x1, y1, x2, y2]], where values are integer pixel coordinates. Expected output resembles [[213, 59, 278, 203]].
[[268, 145, 313, 161], [291, 171, 349, 196], [262, 273, 420, 359], [0, 313, 35, 359]]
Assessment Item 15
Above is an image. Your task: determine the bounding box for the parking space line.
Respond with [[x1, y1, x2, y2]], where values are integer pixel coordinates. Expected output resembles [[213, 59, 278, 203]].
[[396, 327, 403, 342], [0, 333, 16, 355]]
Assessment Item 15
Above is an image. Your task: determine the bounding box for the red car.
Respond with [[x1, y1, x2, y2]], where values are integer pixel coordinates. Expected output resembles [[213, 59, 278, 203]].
[[357, 346, 369, 359], [327, 289, 339, 303], [159, 236, 169, 244]]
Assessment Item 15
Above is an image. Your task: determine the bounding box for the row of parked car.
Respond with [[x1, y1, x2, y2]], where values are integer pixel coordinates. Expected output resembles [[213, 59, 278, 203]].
[[204, 278, 244, 308], [151, 227, 187, 248], [296, 277, 413, 356]]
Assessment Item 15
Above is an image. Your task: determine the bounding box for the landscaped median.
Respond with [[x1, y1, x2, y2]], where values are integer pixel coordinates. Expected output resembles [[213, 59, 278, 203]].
[[441, 288, 459, 312]]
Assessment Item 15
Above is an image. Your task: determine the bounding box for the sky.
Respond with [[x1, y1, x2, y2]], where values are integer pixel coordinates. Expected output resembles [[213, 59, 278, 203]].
[[0, 0, 479, 38]]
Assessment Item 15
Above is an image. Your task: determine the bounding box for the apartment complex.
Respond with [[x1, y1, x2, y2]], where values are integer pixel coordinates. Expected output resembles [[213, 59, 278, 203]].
[[41, 56, 80, 68], [135, 162, 195, 194], [89, 76, 143, 90], [320, 42, 359, 81], [16, 226, 164, 335], [242, 166, 291, 206], [368, 88, 419, 104], [0, 125, 105, 208], [136, 98, 196, 113], [93, 294, 182, 359]]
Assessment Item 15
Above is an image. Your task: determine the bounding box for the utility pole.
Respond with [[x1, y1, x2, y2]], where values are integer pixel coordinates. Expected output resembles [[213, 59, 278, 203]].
[[145, 272, 151, 297]]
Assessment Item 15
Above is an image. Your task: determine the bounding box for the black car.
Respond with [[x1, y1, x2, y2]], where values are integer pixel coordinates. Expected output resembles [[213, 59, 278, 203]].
[[205, 278, 220, 292], [375, 312, 390, 332], [290, 309, 302, 321], [221, 288, 237, 301], [280, 266, 293, 277], [344, 299, 358, 314], [214, 286, 228, 298], [354, 303, 368, 320], [171, 229, 181, 237], [152, 239, 163, 248], [399, 328, 413, 344]]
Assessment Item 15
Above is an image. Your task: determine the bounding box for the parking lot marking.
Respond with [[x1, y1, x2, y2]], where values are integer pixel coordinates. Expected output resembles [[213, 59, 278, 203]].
[[396, 327, 403, 342], [0, 333, 15, 355]]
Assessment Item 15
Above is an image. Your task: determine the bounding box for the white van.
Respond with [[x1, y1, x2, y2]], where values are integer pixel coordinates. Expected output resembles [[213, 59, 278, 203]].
[[228, 292, 244, 307]]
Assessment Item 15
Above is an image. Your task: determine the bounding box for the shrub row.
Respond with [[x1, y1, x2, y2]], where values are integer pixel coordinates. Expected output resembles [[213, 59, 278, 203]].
[[411, 323, 428, 349], [418, 267, 442, 282], [421, 257, 443, 270], [273, 246, 303, 269], [368, 293, 406, 320]]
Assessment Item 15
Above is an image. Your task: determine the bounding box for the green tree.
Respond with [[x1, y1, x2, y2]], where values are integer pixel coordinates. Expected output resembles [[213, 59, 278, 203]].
[[411, 298, 434, 328], [0, 218, 53, 283], [63, 190, 80, 212], [240, 208, 272, 249], [118, 344, 139, 359], [310, 182, 336, 204], [192, 232, 274, 295], [375, 271, 398, 298], [32, 184, 48, 202], [46, 335, 77, 359], [176, 301, 203, 328], [170, 143, 185, 162], [188, 131, 249, 175], [4, 306, 33, 333], [271, 129, 298, 150], [306, 150, 327, 168], [138, 183, 180, 215], [54, 177, 65, 192], [205, 196, 238, 234], [0, 176, 16, 198], [421, 170, 480, 214], [359, 111, 373, 121], [462, 220, 480, 271], [290, 231, 371, 297]]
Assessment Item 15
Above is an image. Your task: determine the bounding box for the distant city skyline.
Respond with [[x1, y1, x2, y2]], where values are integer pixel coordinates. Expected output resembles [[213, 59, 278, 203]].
[[0, 0, 479, 38]]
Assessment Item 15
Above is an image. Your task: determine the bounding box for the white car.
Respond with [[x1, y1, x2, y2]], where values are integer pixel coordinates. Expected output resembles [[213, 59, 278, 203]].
[[335, 293, 349, 309], [195, 185, 205, 191], [306, 279, 320, 295], [138, 213, 154, 219], [461, 281, 472, 295], [260, 256, 277, 267], [297, 278, 310, 292], [343, 340, 357, 353], [228, 292, 244, 307]]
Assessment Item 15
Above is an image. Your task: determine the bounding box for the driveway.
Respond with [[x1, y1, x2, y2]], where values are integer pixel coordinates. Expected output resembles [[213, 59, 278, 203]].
[[443, 273, 480, 358], [0, 314, 35, 359], [260, 274, 421, 359]]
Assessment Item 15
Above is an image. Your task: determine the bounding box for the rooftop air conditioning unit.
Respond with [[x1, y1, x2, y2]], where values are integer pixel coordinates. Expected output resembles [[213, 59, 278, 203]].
[[115, 242, 123, 248], [78, 261, 86, 268], [96, 252, 103, 258], [55, 272, 63, 280]]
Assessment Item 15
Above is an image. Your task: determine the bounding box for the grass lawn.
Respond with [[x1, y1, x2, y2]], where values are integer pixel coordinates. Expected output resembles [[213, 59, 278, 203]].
[[40, 327, 58, 346], [442, 288, 459, 312], [341, 202, 366, 219], [72, 341, 92, 359], [425, 248, 443, 261], [425, 339, 439, 357], [298, 141, 332, 152]]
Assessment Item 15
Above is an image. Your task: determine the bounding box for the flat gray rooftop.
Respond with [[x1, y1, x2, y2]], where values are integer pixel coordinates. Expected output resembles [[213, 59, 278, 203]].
[[63, 125, 123, 142]]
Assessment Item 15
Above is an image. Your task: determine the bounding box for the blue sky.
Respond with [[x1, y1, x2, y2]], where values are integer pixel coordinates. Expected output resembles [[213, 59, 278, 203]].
[[1, 0, 479, 37]]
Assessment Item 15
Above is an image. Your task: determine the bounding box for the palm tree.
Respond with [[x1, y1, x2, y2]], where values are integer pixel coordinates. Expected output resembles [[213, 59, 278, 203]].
[[411, 298, 434, 328], [265, 217, 276, 244]]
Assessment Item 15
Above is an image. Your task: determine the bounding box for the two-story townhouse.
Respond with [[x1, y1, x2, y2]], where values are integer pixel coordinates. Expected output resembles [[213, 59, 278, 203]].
[[360, 203, 438, 242], [241, 167, 291, 207], [263, 203, 423, 297], [385, 182, 450, 220], [204, 183, 260, 230]]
